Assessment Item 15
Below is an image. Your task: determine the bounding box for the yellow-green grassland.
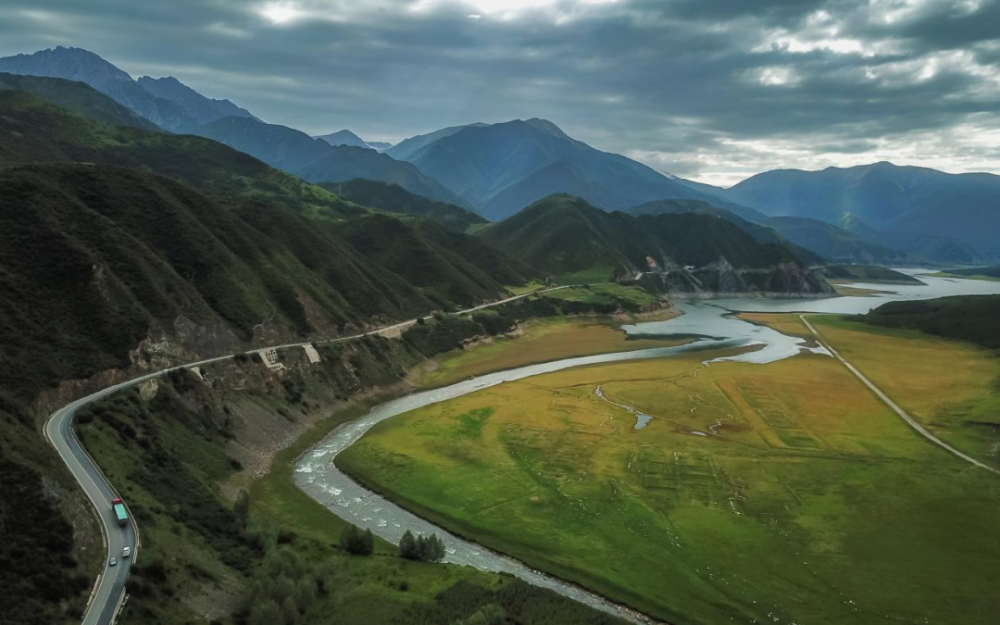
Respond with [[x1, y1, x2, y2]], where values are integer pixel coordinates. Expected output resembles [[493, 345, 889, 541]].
[[340, 314, 1000, 625], [413, 312, 683, 389]]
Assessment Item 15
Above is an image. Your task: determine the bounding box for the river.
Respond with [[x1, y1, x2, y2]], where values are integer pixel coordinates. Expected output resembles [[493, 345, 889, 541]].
[[295, 269, 1000, 623]]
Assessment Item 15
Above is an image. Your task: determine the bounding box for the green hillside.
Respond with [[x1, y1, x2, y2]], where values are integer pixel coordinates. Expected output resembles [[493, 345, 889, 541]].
[[0, 163, 439, 402], [323, 178, 487, 232], [860, 295, 1000, 349], [482, 194, 832, 295], [627, 200, 825, 265], [337, 214, 535, 309], [629, 198, 905, 265], [0, 89, 364, 220], [482, 194, 639, 278], [933, 266, 1000, 281], [823, 265, 922, 284], [0, 72, 160, 130]]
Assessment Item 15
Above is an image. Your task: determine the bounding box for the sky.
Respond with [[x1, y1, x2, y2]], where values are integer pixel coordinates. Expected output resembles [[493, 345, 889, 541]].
[[2, 0, 999, 186]]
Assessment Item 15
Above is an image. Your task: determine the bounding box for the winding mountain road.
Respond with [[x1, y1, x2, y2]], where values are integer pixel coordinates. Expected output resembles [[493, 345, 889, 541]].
[[45, 285, 572, 624], [800, 315, 1000, 476]]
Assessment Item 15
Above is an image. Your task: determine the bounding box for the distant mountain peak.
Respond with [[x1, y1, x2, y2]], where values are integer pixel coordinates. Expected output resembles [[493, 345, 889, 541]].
[[725, 161, 1000, 261], [314, 129, 372, 149], [394, 116, 732, 220], [0, 46, 259, 132], [0, 46, 134, 84], [523, 118, 571, 140]]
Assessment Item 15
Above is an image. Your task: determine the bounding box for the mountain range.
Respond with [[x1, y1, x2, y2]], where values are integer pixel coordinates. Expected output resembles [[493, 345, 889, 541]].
[[7, 40, 998, 625], [195, 116, 470, 207], [388, 118, 731, 221], [315, 129, 373, 149], [0, 46, 257, 132], [4, 46, 997, 265], [709, 162, 1000, 261], [0, 80, 535, 371], [627, 199, 908, 265]]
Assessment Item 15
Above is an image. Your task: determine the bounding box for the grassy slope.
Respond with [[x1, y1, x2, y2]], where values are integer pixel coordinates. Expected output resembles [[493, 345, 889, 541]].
[[815, 312, 1000, 466], [859, 294, 1000, 348], [479, 194, 830, 294], [336, 214, 532, 309], [0, 72, 160, 130], [0, 163, 442, 403], [627, 199, 828, 266], [931, 266, 1000, 282], [822, 265, 922, 284], [414, 312, 683, 389], [482, 194, 806, 276], [322, 179, 486, 233], [339, 319, 1000, 625], [543, 284, 660, 308]]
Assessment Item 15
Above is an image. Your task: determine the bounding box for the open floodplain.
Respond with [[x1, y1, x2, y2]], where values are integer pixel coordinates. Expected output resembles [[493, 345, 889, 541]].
[[336, 312, 1000, 625]]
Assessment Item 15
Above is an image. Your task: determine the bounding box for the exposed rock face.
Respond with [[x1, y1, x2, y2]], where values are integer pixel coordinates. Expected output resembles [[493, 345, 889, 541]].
[[633, 260, 834, 298]]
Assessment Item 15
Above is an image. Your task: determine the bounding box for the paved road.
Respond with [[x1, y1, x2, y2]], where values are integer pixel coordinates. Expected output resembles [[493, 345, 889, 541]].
[[46, 285, 574, 624], [800, 315, 1000, 476], [45, 355, 233, 625]]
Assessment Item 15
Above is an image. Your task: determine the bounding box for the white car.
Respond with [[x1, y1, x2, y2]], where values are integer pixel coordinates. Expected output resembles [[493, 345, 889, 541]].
[[109, 557, 117, 567], [122, 546, 131, 558]]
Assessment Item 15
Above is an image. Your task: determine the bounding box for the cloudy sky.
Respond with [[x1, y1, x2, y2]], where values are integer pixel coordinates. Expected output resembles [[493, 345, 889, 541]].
[[3, 0, 999, 185]]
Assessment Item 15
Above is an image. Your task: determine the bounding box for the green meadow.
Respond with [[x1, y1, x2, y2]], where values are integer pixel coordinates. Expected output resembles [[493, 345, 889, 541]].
[[340, 315, 1000, 625]]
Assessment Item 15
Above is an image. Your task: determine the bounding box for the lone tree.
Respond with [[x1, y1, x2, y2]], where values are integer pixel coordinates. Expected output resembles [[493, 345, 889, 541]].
[[399, 530, 418, 560], [340, 526, 374, 555]]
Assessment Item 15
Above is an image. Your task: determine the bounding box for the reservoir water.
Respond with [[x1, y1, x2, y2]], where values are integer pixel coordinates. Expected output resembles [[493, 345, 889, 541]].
[[296, 269, 1000, 623]]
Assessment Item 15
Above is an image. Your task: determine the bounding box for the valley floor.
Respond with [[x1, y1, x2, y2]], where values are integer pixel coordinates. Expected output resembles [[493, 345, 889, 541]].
[[412, 312, 683, 389], [75, 310, 672, 625], [338, 314, 1000, 625]]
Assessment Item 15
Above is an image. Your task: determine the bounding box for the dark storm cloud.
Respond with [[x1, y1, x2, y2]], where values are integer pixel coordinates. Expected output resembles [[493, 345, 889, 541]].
[[2, 0, 999, 184]]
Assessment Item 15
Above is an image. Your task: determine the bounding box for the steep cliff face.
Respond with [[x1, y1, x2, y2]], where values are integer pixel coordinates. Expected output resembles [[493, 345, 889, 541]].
[[635, 259, 834, 298]]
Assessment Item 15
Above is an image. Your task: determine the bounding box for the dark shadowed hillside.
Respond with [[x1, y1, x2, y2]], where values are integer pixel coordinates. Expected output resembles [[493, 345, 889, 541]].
[[629, 198, 908, 265], [337, 214, 536, 308], [860, 295, 1000, 349], [0, 163, 442, 400], [482, 194, 832, 295]]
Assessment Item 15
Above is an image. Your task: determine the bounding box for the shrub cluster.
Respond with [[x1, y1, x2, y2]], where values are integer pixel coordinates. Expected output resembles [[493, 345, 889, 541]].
[[398, 530, 445, 562], [340, 525, 375, 555], [404, 296, 560, 357]]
